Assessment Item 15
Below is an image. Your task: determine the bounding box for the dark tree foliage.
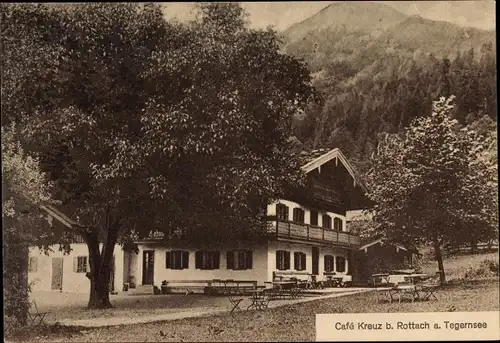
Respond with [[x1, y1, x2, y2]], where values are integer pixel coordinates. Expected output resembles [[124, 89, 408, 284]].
[[2, 3, 314, 308]]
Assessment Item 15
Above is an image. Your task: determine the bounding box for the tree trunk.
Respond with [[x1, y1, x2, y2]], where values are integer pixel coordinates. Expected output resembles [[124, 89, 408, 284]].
[[86, 226, 119, 309], [470, 236, 476, 254], [434, 240, 446, 285], [4, 231, 29, 327]]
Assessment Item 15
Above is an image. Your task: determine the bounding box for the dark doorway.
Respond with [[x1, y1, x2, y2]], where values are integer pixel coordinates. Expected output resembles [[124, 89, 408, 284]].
[[51, 257, 64, 290], [312, 247, 319, 275], [142, 250, 155, 285]]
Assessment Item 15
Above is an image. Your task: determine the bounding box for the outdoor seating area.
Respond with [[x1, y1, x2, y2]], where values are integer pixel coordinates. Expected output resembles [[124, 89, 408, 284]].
[[159, 279, 259, 295], [375, 271, 440, 304], [322, 272, 353, 288], [209, 279, 258, 295]]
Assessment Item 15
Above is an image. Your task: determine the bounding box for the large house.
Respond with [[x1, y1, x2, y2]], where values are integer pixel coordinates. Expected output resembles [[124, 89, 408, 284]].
[[28, 148, 370, 294]]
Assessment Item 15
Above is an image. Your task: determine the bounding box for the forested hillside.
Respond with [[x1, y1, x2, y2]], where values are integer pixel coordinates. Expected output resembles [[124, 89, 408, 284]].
[[281, 2, 496, 174]]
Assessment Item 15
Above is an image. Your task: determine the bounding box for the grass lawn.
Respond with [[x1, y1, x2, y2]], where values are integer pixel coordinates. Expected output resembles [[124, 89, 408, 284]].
[[418, 251, 499, 281], [30, 292, 232, 323], [10, 278, 499, 342]]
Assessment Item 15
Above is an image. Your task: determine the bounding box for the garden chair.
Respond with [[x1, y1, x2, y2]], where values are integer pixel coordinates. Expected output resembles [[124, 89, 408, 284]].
[[28, 300, 48, 326], [392, 282, 418, 303], [416, 277, 440, 301], [228, 294, 244, 314]]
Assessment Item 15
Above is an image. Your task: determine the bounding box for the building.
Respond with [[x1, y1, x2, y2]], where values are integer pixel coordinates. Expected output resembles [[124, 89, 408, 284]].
[[28, 148, 370, 294], [27, 204, 125, 294], [354, 237, 422, 282]]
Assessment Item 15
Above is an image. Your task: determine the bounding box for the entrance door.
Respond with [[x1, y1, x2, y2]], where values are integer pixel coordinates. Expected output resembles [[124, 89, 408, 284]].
[[51, 258, 64, 290], [142, 250, 155, 285], [312, 247, 319, 275]]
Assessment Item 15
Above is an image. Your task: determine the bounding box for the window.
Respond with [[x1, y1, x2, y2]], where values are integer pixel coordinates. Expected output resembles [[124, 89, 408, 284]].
[[166, 250, 189, 270], [293, 208, 305, 223], [336, 256, 346, 273], [324, 255, 334, 272], [28, 257, 38, 273], [76, 256, 88, 273], [195, 251, 220, 270], [276, 250, 290, 270], [227, 250, 253, 270], [276, 204, 289, 221], [322, 214, 332, 229], [310, 210, 318, 226], [334, 217, 343, 231], [294, 252, 306, 271]]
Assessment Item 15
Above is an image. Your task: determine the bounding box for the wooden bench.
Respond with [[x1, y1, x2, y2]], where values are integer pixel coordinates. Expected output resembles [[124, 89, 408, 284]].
[[323, 272, 353, 287], [161, 280, 212, 294], [211, 279, 258, 295], [273, 271, 309, 283]]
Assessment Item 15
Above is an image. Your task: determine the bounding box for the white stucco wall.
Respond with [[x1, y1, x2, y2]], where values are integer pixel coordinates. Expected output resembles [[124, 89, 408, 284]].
[[267, 240, 350, 282], [267, 199, 347, 231], [28, 243, 124, 294], [129, 242, 270, 287]]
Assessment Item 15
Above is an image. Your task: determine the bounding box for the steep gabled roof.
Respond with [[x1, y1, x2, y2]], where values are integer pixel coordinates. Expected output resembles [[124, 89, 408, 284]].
[[41, 203, 86, 229], [298, 148, 368, 193], [359, 237, 420, 255]]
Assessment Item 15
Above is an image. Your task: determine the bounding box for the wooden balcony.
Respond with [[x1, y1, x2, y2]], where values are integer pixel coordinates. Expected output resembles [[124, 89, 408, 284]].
[[268, 220, 361, 248]]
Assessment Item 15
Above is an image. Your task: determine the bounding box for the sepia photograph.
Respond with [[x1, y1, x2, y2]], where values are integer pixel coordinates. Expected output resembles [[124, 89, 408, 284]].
[[2, 1, 498, 342]]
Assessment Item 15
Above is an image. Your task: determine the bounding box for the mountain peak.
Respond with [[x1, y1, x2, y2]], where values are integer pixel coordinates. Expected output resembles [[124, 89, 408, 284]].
[[284, 1, 407, 41]]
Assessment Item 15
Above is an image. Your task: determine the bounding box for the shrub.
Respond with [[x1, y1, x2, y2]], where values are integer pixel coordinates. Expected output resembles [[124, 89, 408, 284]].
[[464, 258, 499, 280]]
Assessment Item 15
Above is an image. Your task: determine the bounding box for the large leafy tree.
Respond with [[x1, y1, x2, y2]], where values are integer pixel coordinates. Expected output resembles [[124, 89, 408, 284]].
[[365, 96, 497, 284], [2, 125, 67, 327], [2, 3, 313, 308]]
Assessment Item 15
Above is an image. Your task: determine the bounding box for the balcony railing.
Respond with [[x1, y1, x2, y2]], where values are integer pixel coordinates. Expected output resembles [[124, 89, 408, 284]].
[[268, 220, 361, 248]]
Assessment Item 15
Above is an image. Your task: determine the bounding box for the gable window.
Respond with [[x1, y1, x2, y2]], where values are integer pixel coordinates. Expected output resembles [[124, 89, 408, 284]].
[[28, 257, 38, 273], [276, 204, 289, 221], [292, 208, 305, 223], [322, 214, 332, 229], [294, 252, 306, 271], [276, 250, 290, 270], [310, 210, 318, 226], [75, 256, 88, 273], [334, 217, 343, 231], [324, 255, 334, 272], [227, 250, 253, 270], [195, 251, 220, 270], [336, 256, 346, 273], [166, 250, 189, 270]]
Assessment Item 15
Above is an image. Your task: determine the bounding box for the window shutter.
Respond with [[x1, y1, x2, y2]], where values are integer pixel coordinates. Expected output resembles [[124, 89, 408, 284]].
[[73, 257, 78, 272], [246, 250, 252, 269], [227, 251, 235, 270], [195, 251, 201, 269], [285, 206, 289, 220], [294, 252, 298, 270], [276, 251, 280, 269], [182, 251, 189, 269], [284, 251, 290, 270], [165, 251, 171, 269], [214, 251, 220, 269]]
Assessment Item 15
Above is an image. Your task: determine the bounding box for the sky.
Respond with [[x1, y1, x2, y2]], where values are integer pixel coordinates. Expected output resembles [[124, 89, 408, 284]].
[[162, 1, 496, 31]]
